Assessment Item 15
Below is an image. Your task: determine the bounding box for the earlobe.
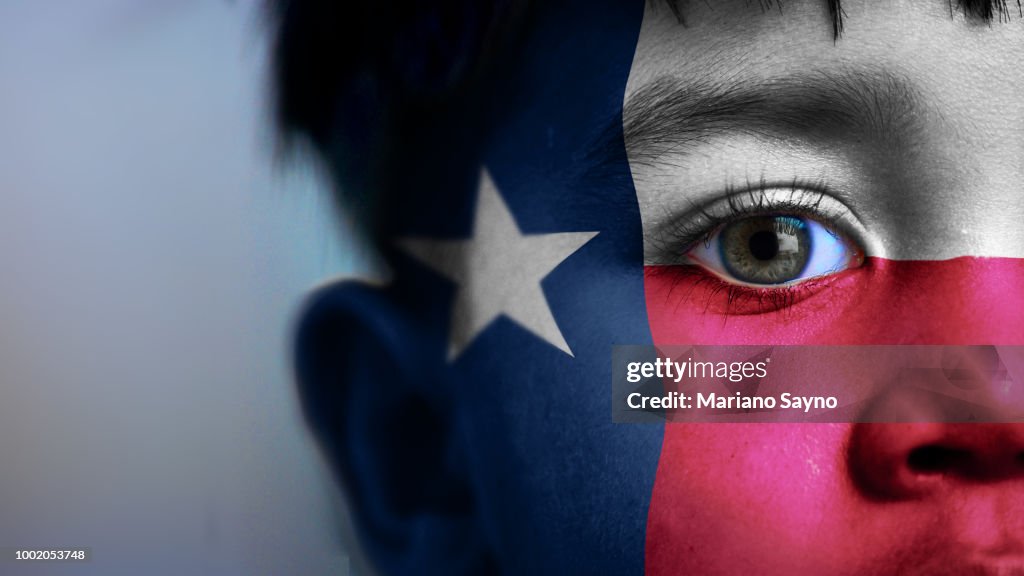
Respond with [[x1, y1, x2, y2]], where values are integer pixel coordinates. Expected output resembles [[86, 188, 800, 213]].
[[293, 281, 495, 575]]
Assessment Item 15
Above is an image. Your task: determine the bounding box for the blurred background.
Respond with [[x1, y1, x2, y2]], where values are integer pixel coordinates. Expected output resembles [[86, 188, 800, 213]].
[[0, 1, 363, 574]]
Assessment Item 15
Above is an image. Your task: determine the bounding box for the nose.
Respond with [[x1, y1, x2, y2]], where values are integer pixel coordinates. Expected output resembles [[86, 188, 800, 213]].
[[848, 423, 1024, 500]]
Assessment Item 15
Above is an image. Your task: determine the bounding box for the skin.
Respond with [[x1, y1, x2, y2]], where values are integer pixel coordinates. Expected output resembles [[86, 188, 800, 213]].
[[627, 1, 1024, 574]]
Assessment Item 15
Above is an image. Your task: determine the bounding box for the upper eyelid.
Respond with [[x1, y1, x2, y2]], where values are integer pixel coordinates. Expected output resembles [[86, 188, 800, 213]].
[[643, 182, 877, 265]]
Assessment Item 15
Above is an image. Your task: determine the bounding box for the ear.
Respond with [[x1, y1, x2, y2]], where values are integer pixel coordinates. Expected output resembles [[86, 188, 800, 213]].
[[294, 281, 495, 575]]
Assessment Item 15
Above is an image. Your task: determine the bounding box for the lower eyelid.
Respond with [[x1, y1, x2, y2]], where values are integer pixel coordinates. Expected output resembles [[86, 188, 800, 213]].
[[650, 263, 858, 316]]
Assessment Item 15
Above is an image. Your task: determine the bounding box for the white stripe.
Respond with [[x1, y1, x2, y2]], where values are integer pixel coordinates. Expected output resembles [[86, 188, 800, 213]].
[[624, 2, 1024, 265]]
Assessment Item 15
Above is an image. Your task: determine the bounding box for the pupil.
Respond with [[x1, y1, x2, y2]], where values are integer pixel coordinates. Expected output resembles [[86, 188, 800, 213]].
[[748, 230, 779, 261]]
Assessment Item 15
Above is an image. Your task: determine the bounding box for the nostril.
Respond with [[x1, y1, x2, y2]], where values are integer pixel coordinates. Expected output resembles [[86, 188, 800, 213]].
[[849, 425, 1024, 500], [907, 445, 971, 475]]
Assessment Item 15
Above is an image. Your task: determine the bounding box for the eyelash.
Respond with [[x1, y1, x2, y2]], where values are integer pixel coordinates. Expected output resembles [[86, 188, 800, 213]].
[[651, 179, 859, 314], [657, 179, 846, 253]]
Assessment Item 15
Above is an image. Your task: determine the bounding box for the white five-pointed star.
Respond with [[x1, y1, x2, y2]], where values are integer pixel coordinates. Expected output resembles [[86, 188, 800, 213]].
[[397, 168, 598, 361]]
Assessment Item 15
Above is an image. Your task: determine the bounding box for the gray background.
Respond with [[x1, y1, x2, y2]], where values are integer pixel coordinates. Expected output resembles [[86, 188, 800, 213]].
[[0, 1, 365, 574]]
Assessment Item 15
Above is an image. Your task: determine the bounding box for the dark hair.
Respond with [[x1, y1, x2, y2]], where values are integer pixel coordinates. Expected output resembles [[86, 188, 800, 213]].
[[271, 1, 529, 239], [271, 0, 1018, 237], [663, 0, 1021, 39]]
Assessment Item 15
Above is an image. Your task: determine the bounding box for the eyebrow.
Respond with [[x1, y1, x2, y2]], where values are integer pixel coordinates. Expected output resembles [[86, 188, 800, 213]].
[[622, 69, 930, 163]]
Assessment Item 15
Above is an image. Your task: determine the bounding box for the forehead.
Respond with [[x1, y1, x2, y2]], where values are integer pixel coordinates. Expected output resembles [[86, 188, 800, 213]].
[[628, 0, 1024, 102], [622, 0, 1024, 261]]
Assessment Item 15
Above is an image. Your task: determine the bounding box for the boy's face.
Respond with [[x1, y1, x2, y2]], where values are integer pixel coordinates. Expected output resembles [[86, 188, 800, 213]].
[[313, 1, 1024, 574]]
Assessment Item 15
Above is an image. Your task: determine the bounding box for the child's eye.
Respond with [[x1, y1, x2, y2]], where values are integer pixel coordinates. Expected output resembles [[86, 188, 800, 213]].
[[686, 215, 864, 286]]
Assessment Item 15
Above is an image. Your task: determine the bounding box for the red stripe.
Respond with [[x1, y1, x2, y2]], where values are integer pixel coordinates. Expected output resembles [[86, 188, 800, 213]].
[[644, 256, 1024, 346], [643, 256, 1024, 575]]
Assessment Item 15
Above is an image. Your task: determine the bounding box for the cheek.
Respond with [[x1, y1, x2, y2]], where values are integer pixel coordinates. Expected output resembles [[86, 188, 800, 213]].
[[641, 258, 1024, 573], [647, 424, 863, 575], [645, 257, 1024, 346]]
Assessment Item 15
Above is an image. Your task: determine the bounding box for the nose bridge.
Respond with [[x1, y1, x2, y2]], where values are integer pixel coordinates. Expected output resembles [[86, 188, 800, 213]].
[[924, 120, 1024, 260], [852, 346, 1024, 426], [882, 40, 1024, 262]]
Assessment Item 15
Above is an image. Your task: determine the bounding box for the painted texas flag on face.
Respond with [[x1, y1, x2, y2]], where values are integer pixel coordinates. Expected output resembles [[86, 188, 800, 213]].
[[312, 0, 1024, 574]]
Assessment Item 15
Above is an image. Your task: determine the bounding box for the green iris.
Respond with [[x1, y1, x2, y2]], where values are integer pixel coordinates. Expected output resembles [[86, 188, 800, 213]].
[[719, 216, 811, 284]]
